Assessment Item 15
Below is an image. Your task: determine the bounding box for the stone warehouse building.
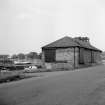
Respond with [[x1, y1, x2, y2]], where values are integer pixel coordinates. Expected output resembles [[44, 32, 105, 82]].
[[42, 36, 102, 69]]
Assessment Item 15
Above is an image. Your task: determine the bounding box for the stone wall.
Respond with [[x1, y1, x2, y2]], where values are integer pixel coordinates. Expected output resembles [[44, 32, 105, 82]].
[[83, 49, 92, 64], [80, 49, 101, 65], [42, 47, 101, 70], [43, 47, 79, 69], [41, 50, 46, 68], [93, 51, 101, 63], [45, 62, 73, 70]]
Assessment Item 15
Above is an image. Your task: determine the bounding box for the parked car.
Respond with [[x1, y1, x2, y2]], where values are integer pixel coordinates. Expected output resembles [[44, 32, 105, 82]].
[[29, 66, 37, 69], [24, 66, 37, 73]]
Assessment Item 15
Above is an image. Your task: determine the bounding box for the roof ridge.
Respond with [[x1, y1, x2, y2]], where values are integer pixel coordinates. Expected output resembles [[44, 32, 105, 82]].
[[42, 36, 79, 48], [42, 36, 102, 52]]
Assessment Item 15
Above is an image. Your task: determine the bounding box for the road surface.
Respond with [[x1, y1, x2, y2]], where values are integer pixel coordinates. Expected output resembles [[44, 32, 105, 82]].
[[0, 65, 105, 105]]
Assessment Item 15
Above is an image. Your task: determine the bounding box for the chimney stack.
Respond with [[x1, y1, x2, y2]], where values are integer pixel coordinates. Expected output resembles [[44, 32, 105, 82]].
[[74, 37, 90, 43]]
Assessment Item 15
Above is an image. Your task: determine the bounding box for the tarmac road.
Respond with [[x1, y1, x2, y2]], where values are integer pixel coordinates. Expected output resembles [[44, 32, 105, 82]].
[[0, 65, 105, 105]]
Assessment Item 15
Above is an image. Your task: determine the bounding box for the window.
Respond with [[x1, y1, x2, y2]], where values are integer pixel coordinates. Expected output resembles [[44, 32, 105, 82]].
[[44, 49, 55, 62]]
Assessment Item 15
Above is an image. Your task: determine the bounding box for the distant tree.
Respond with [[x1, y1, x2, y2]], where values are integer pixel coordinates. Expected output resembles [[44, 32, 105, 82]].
[[0, 55, 13, 67], [11, 54, 18, 59], [27, 52, 38, 59], [17, 53, 25, 60], [38, 53, 42, 59], [0, 55, 9, 60]]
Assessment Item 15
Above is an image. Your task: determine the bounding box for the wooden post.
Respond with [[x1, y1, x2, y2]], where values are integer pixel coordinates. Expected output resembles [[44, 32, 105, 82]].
[[74, 47, 75, 69], [79, 47, 80, 64]]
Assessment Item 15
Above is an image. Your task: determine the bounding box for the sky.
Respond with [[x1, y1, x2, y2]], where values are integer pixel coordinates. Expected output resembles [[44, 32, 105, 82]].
[[0, 0, 105, 55]]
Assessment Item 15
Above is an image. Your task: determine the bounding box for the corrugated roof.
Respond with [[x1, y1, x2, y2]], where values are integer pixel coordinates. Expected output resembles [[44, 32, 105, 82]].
[[42, 36, 102, 52]]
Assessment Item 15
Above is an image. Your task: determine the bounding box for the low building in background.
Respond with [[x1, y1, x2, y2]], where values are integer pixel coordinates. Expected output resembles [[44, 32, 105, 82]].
[[42, 36, 102, 70]]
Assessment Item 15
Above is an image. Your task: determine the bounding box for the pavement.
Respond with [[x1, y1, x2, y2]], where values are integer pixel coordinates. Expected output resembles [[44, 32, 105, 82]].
[[0, 65, 105, 105]]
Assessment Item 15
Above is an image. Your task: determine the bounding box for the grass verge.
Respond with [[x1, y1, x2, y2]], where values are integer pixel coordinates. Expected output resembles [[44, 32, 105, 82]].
[[0, 71, 39, 84]]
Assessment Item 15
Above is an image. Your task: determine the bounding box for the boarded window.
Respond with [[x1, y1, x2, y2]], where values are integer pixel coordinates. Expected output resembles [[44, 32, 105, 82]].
[[79, 48, 84, 64], [91, 51, 95, 63], [44, 49, 55, 62], [83, 49, 91, 64], [56, 48, 74, 61]]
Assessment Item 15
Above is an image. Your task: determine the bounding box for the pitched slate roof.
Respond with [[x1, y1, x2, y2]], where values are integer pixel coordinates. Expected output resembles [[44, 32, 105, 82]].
[[73, 39, 101, 51], [42, 36, 80, 48], [42, 36, 102, 52]]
